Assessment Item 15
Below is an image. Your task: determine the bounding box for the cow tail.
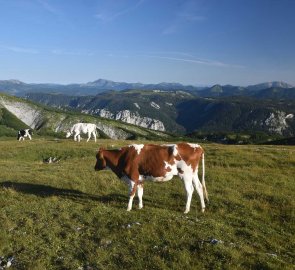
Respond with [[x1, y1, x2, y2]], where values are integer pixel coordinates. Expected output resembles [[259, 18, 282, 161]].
[[202, 152, 209, 202]]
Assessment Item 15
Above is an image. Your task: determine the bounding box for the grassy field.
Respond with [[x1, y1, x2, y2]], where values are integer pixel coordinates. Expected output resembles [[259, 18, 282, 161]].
[[0, 137, 294, 269]]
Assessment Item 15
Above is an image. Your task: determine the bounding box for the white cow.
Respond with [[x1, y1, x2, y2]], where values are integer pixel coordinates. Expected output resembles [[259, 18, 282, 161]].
[[66, 123, 97, 142]]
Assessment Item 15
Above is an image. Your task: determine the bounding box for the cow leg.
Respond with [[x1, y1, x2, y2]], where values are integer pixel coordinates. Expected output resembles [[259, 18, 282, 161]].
[[183, 175, 194, 214], [192, 174, 206, 213], [93, 131, 97, 142], [77, 134, 81, 142], [127, 180, 137, 211], [87, 132, 91, 142], [137, 184, 144, 209], [74, 133, 77, 141], [28, 134, 32, 140]]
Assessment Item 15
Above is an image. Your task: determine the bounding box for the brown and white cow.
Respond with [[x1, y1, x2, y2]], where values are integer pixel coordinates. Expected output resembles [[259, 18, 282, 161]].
[[95, 143, 208, 213]]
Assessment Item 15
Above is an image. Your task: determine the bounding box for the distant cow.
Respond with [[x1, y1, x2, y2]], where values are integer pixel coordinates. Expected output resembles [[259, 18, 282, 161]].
[[17, 129, 33, 141], [66, 123, 97, 142], [94, 143, 208, 213]]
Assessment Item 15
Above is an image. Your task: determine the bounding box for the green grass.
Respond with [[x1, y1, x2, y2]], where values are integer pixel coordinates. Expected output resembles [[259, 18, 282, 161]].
[[0, 138, 294, 269]]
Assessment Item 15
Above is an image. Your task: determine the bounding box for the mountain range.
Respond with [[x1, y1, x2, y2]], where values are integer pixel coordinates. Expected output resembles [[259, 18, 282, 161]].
[[1, 79, 295, 140], [0, 78, 293, 97], [0, 79, 200, 96]]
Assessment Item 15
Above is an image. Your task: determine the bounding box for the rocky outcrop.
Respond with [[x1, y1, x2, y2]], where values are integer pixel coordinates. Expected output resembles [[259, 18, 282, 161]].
[[82, 109, 165, 131], [263, 111, 294, 135], [95, 122, 131, 139], [0, 97, 44, 129], [55, 120, 132, 140], [150, 102, 160, 109], [115, 110, 165, 131]]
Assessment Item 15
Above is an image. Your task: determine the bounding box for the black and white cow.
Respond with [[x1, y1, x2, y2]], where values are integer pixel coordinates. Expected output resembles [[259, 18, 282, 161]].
[[17, 129, 33, 141]]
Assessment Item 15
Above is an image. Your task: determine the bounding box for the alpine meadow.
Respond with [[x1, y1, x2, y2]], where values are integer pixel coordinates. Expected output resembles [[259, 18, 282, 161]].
[[0, 137, 294, 269]]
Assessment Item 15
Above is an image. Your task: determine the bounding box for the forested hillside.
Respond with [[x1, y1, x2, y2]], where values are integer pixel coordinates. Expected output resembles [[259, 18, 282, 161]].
[[0, 93, 174, 141], [26, 90, 295, 137]]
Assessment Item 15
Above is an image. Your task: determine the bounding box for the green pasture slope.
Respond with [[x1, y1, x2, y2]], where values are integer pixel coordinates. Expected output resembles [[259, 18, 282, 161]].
[[0, 137, 294, 269]]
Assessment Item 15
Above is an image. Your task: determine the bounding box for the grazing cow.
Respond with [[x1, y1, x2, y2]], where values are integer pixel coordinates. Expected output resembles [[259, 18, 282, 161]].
[[17, 129, 33, 141], [94, 143, 208, 213], [66, 123, 97, 142]]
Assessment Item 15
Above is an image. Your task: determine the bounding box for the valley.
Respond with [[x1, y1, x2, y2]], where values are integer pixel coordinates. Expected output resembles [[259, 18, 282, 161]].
[[1, 79, 295, 144]]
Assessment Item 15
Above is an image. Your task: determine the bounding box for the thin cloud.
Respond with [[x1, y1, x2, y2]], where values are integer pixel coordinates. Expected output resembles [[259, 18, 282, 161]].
[[163, 0, 206, 35], [163, 14, 206, 35], [146, 55, 244, 68], [178, 13, 206, 22], [0, 45, 39, 54], [99, 50, 242, 68], [36, 0, 73, 28], [145, 51, 195, 58], [51, 49, 93, 56], [95, 0, 145, 23], [37, 0, 60, 17], [163, 25, 178, 35]]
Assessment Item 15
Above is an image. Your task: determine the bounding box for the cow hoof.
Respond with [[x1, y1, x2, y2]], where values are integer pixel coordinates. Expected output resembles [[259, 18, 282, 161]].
[[139, 205, 143, 209], [184, 210, 189, 214], [201, 208, 205, 213]]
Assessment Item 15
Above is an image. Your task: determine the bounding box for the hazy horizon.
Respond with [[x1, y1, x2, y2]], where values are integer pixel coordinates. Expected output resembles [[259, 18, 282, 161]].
[[1, 77, 294, 88]]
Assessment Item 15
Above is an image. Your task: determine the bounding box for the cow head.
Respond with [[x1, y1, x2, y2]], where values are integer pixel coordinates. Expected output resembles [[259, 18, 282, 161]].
[[66, 130, 72, 138], [94, 148, 106, 171]]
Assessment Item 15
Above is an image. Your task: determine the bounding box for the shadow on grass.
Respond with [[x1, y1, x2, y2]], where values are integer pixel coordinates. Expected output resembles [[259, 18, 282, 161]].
[[0, 181, 182, 212], [0, 181, 128, 207]]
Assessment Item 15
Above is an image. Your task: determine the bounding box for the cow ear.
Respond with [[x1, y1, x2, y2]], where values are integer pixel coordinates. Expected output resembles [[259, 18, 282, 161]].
[[98, 148, 104, 159]]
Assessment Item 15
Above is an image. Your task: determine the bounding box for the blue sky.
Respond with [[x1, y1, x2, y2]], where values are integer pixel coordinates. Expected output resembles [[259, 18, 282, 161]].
[[0, 0, 294, 86]]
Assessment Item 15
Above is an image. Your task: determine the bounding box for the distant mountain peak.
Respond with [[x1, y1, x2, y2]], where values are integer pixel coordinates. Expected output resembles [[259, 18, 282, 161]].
[[86, 78, 117, 86], [6, 79, 25, 84], [210, 85, 223, 93], [247, 81, 293, 91]]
